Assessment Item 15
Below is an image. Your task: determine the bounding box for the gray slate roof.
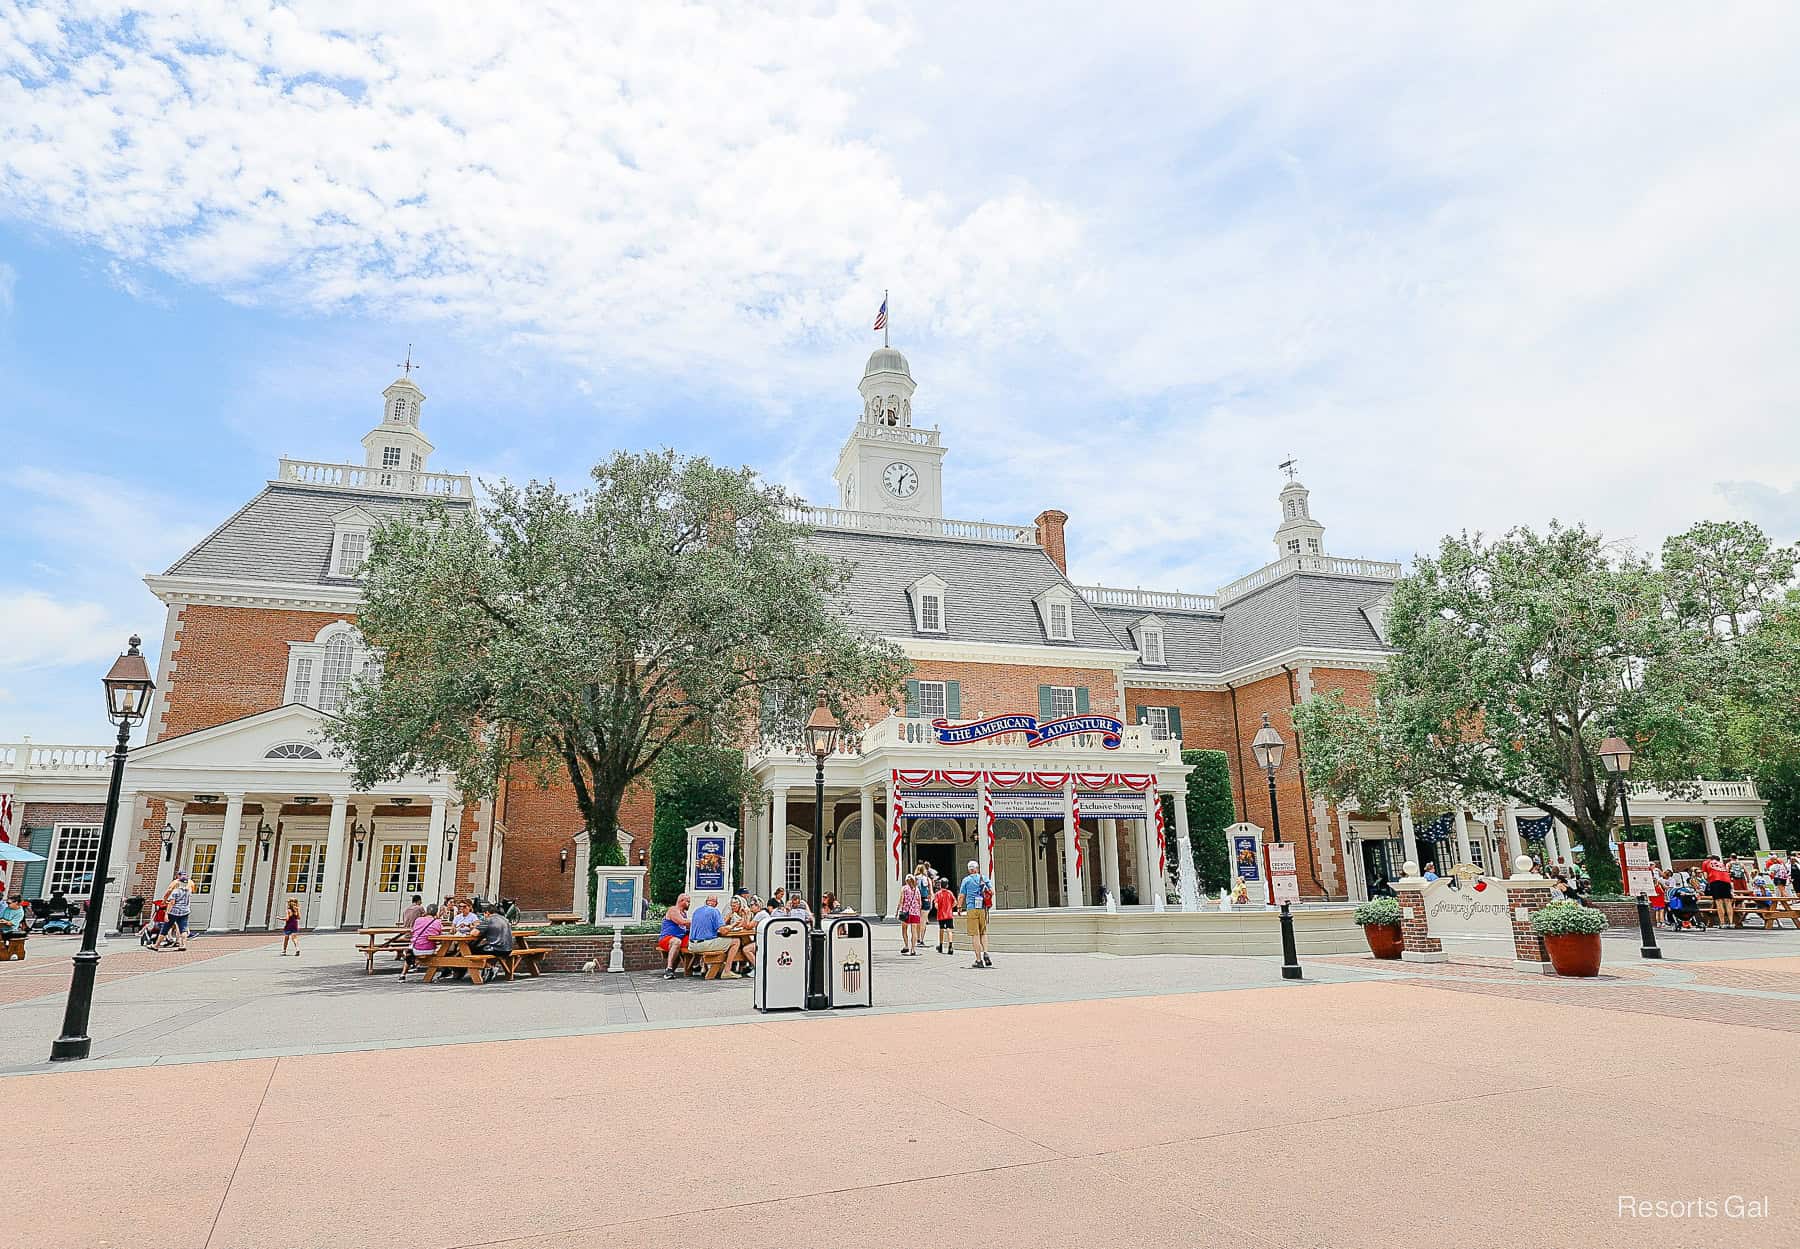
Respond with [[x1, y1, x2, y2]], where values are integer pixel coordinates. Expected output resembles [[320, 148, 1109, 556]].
[[1092, 605, 1226, 672], [805, 528, 1128, 651], [1217, 575, 1392, 668], [163, 482, 472, 584]]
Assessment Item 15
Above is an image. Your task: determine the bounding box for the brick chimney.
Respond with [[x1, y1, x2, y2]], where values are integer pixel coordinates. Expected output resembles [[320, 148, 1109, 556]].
[[1034, 509, 1069, 574]]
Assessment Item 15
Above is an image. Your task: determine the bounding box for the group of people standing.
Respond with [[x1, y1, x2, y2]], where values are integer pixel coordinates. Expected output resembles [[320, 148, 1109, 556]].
[[897, 860, 993, 969]]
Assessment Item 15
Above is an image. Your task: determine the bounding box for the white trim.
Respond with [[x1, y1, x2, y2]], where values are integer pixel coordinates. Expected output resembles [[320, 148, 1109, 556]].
[[1120, 645, 1393, 691], [889, 635, 1134, 669], [145, 574, 366, 612]]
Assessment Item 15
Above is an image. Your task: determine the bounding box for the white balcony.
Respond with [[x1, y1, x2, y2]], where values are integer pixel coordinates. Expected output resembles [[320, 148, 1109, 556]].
[[277, 458, 474, 498], [1217, 554, 1403, 604], [0, 740, 114, 779], [849, 420, 940, 447]]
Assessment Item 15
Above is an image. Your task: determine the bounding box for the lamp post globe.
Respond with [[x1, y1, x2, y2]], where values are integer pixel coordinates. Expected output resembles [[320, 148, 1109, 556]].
[[804, 693, 840, 1010], [51, 635, 154, 1062]]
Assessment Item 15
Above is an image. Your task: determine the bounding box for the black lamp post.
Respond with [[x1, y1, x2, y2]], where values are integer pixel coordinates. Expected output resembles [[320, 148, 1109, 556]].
[[51, 635, 154, 1062], [804, 693, 840, 1010], [1250, 712, 1302, 980], [1600, 733, 1659, 959]]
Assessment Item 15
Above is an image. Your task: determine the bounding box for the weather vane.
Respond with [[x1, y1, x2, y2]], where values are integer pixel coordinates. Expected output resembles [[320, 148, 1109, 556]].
[[397, 344, 421, 377], [1279, 456, 1299, 480]]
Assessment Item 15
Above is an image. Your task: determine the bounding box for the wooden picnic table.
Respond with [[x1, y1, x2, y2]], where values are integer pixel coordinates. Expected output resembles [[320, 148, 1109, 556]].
[[417, 929, 550, 985], [355, 926, 411, 974], [1719, 895, 1800, 929]]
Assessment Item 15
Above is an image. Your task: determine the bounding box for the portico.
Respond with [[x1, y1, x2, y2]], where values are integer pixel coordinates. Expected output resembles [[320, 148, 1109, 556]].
[[746, 711, 1191, 914], [120, 704, 461, 931]]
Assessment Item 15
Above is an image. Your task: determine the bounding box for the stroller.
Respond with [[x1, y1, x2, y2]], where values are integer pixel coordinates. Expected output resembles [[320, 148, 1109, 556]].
[[31, 898, 81, 935], [140, 897, 171, 947], [1664, 887, 1708, 931]]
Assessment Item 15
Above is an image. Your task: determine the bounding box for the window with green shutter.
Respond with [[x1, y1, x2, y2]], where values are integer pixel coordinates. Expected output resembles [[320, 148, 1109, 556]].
[[1074, 686, 1090, 715], [905, 679, 920, 717], [945, 680, 961, 718], [18, 827, 52, 898]]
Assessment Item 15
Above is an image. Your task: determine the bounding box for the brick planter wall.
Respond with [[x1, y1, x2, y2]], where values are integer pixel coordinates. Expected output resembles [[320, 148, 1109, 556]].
[[1592, 900, 1643, 929], [534, 933, 666, 972]]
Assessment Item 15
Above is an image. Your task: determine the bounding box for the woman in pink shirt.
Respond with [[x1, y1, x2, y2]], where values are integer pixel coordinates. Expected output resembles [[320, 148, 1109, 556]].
[[399, 903, 443, 983]]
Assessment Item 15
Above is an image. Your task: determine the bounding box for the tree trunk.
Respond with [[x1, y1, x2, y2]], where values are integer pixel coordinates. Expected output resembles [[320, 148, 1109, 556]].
[[1572, 820, 1622, 894]]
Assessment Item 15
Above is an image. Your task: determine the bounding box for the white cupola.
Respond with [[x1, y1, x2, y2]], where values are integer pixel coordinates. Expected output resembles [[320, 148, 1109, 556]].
[[361, 369, 435, 485], [1274, 471, 1326, 559], [834, 344, 947, 518]]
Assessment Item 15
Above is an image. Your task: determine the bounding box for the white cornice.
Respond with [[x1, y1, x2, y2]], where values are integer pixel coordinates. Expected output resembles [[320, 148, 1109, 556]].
[[145, 574, 363, 613], [888, 635, 1134, 670], [1122, 646, 1393, 693]]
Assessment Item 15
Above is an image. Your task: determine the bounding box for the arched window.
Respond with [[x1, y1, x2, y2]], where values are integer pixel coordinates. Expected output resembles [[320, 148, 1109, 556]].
[[318, 633, 356, 713], [286, 623, 379, 712], [993, 818, 1029, 841], [393, 397, 409, 422], [913, 818, 962, 843], [265, 743, 323, 761]]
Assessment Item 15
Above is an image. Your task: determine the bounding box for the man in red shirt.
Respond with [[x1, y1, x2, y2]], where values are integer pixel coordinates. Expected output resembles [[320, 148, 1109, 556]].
[[1700, 855, 1733, 902]]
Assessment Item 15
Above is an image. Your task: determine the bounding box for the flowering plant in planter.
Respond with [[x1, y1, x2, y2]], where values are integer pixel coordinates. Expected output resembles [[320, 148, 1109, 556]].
[[1529, 900, 1607, 936], [1353, 895, 1405, 958], [1353, 897, 1403, 927]]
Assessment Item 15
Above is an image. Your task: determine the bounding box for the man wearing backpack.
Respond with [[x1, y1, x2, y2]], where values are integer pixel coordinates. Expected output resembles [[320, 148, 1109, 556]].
[[958, 859, 993, 969]]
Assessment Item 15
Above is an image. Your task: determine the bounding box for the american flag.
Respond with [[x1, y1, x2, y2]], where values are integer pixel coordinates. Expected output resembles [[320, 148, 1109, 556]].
[[1418, 812, 1456, 843], [872, 297, 887, 332], [1516, 814, 1554, 843]]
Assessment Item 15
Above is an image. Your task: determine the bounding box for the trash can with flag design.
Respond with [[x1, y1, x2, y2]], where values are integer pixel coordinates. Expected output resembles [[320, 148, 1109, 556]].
[[824, 915, 873, 1009], [753, 913, 810, 1013]]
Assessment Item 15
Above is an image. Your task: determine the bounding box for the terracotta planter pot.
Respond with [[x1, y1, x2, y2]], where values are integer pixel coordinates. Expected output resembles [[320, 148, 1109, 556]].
[[1362, 922, 1404, 959], [1542, 931, 1603, 977]]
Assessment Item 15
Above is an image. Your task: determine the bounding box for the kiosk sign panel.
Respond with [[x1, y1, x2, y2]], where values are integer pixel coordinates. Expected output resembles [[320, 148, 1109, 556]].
[[1620, 841, 1656, 896], [590, 865, 647, 972], [685, 821, 736, 902], [1266, 842, 1300, 904], [1234, 835, 1261, 882], [602, 877, 637, 921]]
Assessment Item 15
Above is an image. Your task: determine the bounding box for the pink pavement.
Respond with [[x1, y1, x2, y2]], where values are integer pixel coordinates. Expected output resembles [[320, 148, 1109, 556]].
[[4, 977, 1793, 1249]]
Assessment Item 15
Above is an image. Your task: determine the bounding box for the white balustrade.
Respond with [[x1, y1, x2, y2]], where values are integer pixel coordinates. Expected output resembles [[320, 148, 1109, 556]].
[[782, 504, 1035, 545], [0, 740, 114, 778], [277, 458, 474, 498], [849, 420, 940, 447], [1078, 585, 1220, 613], [1217, 554, 1403, 604]]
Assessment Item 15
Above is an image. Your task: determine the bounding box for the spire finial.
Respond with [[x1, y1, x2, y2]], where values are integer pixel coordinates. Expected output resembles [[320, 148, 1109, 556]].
[[397, 345, 420, 378]]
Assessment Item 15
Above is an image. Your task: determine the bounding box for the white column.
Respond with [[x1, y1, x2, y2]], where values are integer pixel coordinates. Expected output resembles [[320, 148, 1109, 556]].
[[1652, 816, 1671, 869], [1453, 807, 1473, 867], [1398, 803, 1419, 870], [1172, 793, 1197, 910], [1703, 815, 1721, 858], [100, 790, 139, 934], [858, 786, 876, 913], [423, 796, 449, 903], [571, 831, 590, 916], [314, 794, 350, 930], [1146, 790, 1166, 912], [1754, 815, 1769, 852], [1061, 780, 1082, 906], [209, 793, 246, 932], [1502, 804, 1522, 867], [1100, 817, 1121, 905], [153, 800, 184, 903], [770, 787, 788, 899]]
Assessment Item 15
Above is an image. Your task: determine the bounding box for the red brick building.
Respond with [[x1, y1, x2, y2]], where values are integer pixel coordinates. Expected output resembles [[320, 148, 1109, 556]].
[[20, 350, 1430, 930]]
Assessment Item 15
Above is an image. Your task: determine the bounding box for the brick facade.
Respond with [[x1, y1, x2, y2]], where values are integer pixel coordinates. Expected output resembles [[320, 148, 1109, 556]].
[[155, 604, 354, 741]]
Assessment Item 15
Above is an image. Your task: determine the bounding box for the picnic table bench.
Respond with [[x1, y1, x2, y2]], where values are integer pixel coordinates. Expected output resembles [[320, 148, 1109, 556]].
[[545, 911, 582, 925], [355, 926, 411, 974], [1719, 895, 1800, 930], [418, 929, 551, 985]]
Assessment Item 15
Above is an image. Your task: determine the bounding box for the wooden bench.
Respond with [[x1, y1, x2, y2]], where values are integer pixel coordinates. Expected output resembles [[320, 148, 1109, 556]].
[[545, 911, 582, 925], [680, 947, 733, 980], [496, 945, 551, 979], [1730, 897, 1800, 930], [1, 934, 25, 962]]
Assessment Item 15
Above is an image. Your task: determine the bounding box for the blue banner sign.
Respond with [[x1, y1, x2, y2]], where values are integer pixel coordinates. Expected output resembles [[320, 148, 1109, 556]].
[[932, 713, 1124, 750], [1233, 834, 1261, 882], [603, 877, 637, 920], [693, 835, 726, 891]]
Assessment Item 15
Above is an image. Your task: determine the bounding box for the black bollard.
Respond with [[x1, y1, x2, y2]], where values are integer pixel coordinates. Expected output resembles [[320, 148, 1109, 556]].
[[1279, 901, 1302, 979], [1635, 893, 1662, 959]]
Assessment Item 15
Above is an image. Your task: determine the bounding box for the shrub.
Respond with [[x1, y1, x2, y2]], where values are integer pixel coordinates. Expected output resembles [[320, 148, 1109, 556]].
[[1530, 900, 1608, 936], [649, 744, 749, 905], [1353, 896, 1403, 926]]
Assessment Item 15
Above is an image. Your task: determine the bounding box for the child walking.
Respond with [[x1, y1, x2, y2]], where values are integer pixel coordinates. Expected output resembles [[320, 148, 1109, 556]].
[[933, 877, 957, 954], [280, 897, 302, 956]]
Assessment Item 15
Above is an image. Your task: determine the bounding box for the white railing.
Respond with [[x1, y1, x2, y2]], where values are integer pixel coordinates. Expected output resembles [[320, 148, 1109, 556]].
[[0, 740, 114, 778], [783, 504, 1036, 545], [1217, 554, 1403, 604], [277, 458, 474, 498], [1078, 585, 1220, 613], [1627, 780, 1762, 803], [850, 420, 940, 447]]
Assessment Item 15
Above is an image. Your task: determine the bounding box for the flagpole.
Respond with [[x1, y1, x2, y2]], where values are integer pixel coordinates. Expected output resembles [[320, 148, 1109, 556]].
[[884, 288, 889, 348]]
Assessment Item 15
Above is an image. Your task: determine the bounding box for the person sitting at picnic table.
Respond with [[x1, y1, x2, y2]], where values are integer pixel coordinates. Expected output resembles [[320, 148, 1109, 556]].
[[659, 894, 692, 980], [399, 903, 442, 983], [0, 895, 26, 935], [685, 894, 746, 980], [787, 894, 813, 923], [765, 888, 788, 917], [449, 899, 481, 934], [1749, 868, 1776, 898], [398, 894, 425, 929]]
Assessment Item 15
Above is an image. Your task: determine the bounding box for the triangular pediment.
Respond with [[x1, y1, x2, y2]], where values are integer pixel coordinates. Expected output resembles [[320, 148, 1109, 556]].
[[135, 703, 337, 767], [331, 505, 380, 528]]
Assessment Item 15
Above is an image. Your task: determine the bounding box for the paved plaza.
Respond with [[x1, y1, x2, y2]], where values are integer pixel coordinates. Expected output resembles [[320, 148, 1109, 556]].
[[4, 928, 1799, 1247]]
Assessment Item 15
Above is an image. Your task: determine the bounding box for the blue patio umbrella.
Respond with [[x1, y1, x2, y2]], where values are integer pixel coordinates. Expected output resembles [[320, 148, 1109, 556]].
[[0, 841, 46, 863]]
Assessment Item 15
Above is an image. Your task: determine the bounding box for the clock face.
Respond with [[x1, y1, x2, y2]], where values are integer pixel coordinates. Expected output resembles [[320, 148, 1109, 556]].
[[882, 461, 919, 498]]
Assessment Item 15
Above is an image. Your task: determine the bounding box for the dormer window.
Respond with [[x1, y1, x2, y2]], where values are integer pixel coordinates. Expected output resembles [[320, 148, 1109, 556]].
[[907, 574, 948, 634], [330, 506, 377, 579], [1034, 585, 1077, 642], [1135, 616, 1166, 666]]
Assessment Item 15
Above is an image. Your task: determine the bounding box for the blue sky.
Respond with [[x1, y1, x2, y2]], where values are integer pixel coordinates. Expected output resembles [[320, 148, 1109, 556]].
[[4, 2, 1799, 743]]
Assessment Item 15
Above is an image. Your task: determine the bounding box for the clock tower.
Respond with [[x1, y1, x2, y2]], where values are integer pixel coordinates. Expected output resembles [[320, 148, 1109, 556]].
[[833, 345, 947, 518]]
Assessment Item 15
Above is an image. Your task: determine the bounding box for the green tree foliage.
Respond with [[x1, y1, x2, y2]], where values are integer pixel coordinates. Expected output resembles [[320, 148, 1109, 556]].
[[325, 450, 909, 916], [1661, 520, 1796, 639], [649, 743, 748, 905], [1294, 523, 1719, 893], [1175, 749, 1235, 892]]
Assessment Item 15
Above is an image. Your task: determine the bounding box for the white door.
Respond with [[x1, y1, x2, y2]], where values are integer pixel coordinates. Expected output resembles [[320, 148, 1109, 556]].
[[185, 838, 219, 928], [366, 839, 428, 925], [280, 839, 327, 927], [993, 822, 1031, 909]]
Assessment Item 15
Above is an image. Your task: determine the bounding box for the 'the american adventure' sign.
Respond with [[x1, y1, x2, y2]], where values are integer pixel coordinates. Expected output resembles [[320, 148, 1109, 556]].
[[932, 714, 1125, 750]]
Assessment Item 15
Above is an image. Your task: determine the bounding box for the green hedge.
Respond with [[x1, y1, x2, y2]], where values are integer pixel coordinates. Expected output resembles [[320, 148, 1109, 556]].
[[1164, 749, 1235, 893], [648, 744, 749, 906]]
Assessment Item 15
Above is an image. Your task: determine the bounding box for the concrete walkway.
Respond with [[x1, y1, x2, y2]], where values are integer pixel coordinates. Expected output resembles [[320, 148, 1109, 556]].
[[5, 955, 1795, 1249]]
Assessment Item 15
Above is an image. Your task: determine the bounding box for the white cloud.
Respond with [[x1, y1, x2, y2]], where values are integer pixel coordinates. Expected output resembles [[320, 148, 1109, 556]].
[[0, 259, 13, 317], [1717, 482, 1800, 545], [0, 589, 130, 670], [1, 1, 1797, 597]]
